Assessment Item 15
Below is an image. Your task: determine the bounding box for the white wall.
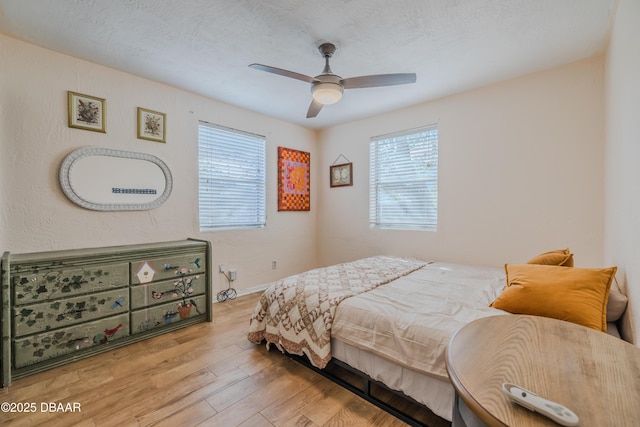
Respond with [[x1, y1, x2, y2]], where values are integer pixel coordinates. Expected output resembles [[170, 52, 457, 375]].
[[0, 35, 318, 295], [0, 32, 619, 323], [317, 57, 606, 269], [605, 0, 640, 344]]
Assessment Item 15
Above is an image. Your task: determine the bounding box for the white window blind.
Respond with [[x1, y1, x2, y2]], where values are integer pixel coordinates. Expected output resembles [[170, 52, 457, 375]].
[[198, 121, 266, 230], [369, 125, 438, 231]]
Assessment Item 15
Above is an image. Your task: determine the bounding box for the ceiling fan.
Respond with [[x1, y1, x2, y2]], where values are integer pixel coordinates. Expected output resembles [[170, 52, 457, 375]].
[[249, 42, 417, 118]]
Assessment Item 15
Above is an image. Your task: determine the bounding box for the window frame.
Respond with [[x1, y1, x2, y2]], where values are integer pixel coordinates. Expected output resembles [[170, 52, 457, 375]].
[[369, 124, 439, 231], [198, 121, 266, 231]]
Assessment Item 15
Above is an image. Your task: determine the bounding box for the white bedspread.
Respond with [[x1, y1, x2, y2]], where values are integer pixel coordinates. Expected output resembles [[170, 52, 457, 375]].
[[332, 262, 508, 381]]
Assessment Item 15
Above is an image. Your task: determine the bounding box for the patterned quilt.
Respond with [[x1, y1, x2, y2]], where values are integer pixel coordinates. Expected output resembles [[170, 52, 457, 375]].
[[247, 256, 427, 368]]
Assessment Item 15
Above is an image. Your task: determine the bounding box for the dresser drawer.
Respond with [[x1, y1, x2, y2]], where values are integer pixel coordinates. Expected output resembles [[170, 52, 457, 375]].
[[131, 294, 207, 334], [13, 313, 130, 368], [130, 274, 206, 310], [13, 288, 129, 337], [12, 263, 129, 305], [130, 252, 205, 285]]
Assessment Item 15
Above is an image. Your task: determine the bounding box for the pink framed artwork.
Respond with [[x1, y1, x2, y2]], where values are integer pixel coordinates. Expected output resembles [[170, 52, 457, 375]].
[[277, 147, 310, 211]]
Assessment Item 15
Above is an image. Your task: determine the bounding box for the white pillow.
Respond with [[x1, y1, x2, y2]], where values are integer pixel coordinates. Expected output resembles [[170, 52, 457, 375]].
[[607, 279, 628, 322]]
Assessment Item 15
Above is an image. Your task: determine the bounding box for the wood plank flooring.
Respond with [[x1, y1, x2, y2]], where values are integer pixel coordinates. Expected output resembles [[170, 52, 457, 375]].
[[1, 292, 418, 426]]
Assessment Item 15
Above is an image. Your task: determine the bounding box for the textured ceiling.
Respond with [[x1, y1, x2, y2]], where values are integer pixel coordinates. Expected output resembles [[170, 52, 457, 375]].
[[0, 0, 617, 129]]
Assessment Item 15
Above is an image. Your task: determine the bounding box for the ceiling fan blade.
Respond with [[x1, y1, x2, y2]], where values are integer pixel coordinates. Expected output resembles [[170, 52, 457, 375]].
[[306, 99, 324, 118], [249, 63, 318, 83], [341, 73, 416, 89]]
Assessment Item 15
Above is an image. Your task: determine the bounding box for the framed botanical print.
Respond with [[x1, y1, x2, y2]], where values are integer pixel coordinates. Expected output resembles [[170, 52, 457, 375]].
[[68, 91, 106, 133], [330, 162, 353, 187], [137, 107, 166, 143], [277, 146, 310, 211]]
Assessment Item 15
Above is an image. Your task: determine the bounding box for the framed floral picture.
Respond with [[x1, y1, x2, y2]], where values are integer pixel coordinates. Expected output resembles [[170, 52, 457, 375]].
[[277, 146, 310, 211], [330, 162, 353, 187], [137, 107, 166, 143], [68, 91, 106, 133]]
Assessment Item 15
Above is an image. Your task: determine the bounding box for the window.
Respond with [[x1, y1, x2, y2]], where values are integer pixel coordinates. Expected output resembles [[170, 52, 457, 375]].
[[369, 125, 438, 231], [198, 122, 266, 230]]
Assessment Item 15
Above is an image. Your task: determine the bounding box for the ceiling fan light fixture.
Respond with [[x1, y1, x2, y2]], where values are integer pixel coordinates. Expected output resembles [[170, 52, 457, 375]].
[[311, 82, 343, 105]]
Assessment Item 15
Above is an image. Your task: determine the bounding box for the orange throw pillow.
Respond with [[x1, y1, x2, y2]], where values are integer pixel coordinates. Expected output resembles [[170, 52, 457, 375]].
[[491, 264, 617, 331], [527, 248, 574, 267]]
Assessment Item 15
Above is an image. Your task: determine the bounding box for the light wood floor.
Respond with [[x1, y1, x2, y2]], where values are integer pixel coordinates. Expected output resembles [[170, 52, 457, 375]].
[[1, 292, 417, 426]]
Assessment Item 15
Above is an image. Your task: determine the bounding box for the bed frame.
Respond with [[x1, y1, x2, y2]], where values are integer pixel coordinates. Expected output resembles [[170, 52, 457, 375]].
[[278, 349, 451, 427]]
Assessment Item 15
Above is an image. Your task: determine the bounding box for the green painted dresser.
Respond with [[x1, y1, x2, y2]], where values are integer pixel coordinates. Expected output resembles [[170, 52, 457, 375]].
[[0, 239, 211, 387]]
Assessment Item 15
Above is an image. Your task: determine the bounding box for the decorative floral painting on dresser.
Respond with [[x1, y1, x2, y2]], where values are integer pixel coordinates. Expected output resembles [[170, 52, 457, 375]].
[[131, 257, 206, 333], [11, 264, 131, 366]]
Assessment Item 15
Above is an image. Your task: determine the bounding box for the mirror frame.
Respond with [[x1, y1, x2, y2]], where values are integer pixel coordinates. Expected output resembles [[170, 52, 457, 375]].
[[59, 147, 173, 211]]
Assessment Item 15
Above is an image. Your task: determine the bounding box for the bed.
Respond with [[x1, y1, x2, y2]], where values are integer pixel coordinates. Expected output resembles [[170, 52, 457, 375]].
[[247, 253, 625, 424]]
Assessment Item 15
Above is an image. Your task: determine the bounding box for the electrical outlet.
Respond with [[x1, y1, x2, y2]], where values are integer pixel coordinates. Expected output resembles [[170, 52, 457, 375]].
[[230, 270, 237, 281], [272, 261, 277, 269], [219, 264, 225, 273]]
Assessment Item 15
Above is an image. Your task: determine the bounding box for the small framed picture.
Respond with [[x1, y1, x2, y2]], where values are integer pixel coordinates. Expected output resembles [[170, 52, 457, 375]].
[[137, 107, 166, 143], [68, 91, 106, 133], [330, 163, 353, 187]]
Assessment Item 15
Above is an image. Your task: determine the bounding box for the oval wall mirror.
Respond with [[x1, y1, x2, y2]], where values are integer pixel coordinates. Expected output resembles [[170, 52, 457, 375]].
[[59, 147, 173, 211]]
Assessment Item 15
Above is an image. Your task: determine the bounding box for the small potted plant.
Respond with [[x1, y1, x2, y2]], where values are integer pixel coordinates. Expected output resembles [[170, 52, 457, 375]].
[[173, 268, 199, 319]]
